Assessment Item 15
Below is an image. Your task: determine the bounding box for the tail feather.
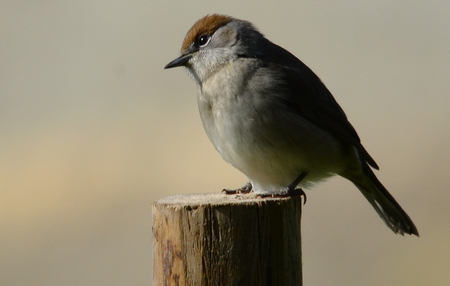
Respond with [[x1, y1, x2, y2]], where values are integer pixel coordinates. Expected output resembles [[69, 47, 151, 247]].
[[352, 163, 419, 236]]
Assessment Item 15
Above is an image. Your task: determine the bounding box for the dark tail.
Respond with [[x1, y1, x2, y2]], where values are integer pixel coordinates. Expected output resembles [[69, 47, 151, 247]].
[[351, 162, 419, 236]]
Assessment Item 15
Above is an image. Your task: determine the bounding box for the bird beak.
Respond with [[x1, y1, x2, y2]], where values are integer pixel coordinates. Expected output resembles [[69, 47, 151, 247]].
[[164, 53, 192, 69]]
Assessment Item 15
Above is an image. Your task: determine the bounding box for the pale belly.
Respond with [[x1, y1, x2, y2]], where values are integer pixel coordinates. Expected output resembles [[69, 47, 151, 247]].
[[198, 92, 350, 194]]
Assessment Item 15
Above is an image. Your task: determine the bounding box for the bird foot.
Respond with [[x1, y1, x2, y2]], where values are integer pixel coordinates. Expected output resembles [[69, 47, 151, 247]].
[[222, 182, 252, 195], [256, 188, 307, 204]]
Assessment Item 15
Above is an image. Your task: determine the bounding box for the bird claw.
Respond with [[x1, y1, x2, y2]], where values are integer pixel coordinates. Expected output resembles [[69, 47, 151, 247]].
[[222, 173, 307, 205], [222, 182, 252, 195], [256, 188, 307, 205]]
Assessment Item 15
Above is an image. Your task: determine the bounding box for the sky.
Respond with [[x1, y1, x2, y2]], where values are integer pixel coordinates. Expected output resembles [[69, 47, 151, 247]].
[[1, 1, 450, 285]]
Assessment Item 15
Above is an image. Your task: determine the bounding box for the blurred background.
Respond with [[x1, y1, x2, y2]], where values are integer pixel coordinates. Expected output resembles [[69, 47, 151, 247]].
[[1, 1, 449, 285]]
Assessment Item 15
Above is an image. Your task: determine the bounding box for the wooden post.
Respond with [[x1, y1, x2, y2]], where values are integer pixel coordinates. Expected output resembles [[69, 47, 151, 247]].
[[153, 193, 302, 286]]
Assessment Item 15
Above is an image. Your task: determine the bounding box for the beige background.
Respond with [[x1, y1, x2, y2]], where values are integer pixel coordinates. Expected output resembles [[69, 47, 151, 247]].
[[1, 1, 449, 285]]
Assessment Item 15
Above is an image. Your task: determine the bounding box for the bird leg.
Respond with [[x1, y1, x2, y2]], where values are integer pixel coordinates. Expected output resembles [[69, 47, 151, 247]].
[[256, 172, 308, 204]]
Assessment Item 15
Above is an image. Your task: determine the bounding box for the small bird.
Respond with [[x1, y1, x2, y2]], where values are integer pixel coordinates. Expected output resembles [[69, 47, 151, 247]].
[[165, 14, 418, 236]]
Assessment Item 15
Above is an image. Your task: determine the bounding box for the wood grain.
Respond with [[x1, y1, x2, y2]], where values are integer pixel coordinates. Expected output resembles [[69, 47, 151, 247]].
[[153, 193, 303, 286]]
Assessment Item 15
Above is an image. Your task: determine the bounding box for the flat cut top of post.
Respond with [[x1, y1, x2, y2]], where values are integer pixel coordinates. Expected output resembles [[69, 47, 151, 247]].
[[155, 193, 297, 207]]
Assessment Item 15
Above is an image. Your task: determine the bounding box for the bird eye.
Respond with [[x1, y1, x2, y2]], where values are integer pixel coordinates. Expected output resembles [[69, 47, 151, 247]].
[[198, 35, 211, 47]]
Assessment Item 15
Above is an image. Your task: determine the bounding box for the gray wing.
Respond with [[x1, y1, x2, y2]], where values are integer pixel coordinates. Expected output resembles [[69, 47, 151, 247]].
[[260, 42, 379, 169]]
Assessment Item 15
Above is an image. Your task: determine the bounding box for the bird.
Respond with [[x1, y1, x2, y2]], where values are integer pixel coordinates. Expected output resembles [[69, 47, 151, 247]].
[[164, 14, 418, 236]]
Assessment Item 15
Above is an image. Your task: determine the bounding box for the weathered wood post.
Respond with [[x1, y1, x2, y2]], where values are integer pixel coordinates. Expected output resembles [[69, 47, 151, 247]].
[[153, 193, 303, 286]]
